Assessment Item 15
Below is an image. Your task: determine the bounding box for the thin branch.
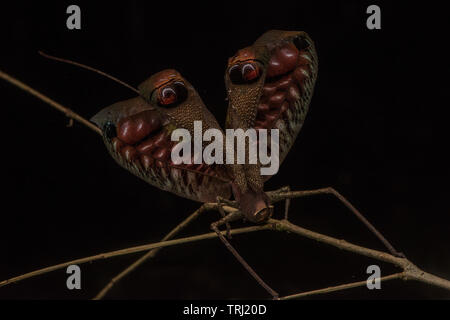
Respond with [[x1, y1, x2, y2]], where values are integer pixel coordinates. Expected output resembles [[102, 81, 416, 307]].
[[0, 69, 102, 135], [93, 203, 217, 299], [0, 224, 269, 288], [2, 58, 447, 299], [270, 219, 450, 293], [279, 272, 405, 300], [1, 217, 449, 297]]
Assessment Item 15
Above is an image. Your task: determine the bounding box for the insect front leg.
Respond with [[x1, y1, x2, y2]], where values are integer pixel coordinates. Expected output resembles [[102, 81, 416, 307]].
[[216, 196, 238, 239], [215, 196, 238, 208], [266, 185, 291, 220]]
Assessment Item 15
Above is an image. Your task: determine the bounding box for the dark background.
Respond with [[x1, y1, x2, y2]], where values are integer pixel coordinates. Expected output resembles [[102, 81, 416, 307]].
[[0, 1, 449, 299]]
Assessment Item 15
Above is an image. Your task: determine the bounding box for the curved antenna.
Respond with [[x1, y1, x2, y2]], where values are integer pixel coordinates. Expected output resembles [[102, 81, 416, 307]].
[[38, 51, 140, 94]]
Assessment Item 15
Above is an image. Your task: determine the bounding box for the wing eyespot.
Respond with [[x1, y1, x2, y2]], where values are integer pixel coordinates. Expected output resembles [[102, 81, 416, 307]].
[[242, 63, 259, 81], [157, 81, 188, 107], [228, 62, 261, 85], [229, 64, 243, 84]]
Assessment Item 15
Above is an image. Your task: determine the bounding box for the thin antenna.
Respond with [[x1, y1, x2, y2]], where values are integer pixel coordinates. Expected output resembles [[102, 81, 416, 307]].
[[38, 51, 140, 94]]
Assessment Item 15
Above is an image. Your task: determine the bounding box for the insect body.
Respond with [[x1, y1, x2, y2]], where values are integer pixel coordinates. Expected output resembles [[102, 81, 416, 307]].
[[0, 29, 405, 300], [91, 30, 318, 223]]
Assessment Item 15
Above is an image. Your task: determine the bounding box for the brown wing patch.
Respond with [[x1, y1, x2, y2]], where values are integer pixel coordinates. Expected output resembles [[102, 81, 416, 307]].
[[99, 108, 231, 203], [253, 34, 318, 180], [254, 42, 313, 130]]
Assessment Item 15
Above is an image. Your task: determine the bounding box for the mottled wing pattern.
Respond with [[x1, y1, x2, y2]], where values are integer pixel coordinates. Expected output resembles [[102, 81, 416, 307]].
[[253, 31, 318, 178], [91, 75, 232, 203]]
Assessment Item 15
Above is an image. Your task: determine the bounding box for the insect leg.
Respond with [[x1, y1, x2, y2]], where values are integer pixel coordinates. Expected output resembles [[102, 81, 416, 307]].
[[210, 211, 279, 299], [266, 186, 292, 220], [216, 196, 238, 208], [216, 196, 235, 239], [94, 203, 213, 299], [268, 187, 405, 258]]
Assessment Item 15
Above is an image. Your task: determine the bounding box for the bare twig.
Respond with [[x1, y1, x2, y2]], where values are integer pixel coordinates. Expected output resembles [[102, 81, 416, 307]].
[[0, 70, 102, 135], [93, 203, 218, 299], [280, 272, 405, 300], [0, 224, 269, 288], [270, 219, 450, 294], [1, 69, 449, 298], [211, 211, 279, 299], [1, 217, 449, 297]]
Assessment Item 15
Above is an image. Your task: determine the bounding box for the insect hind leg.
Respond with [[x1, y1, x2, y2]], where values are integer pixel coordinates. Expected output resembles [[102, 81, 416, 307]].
[[267, 186, 405, 258]]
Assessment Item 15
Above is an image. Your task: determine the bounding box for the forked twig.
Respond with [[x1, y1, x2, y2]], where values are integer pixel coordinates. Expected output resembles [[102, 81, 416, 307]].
[[93, 203, 218, 299], [0, 223, 270, 288], [211, 209, 279, 299], [1, 217, 449, 297], [1, 69, 449, 298], [270, 218, 450, 295]]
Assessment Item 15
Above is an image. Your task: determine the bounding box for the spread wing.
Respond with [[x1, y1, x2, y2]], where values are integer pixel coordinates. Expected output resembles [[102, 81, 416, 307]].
[[91, 70, 232, 203], [225, 30, 318, 180]]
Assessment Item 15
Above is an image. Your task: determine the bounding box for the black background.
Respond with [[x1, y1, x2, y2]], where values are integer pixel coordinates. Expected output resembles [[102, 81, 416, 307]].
[[0, 1, 449, 300]]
